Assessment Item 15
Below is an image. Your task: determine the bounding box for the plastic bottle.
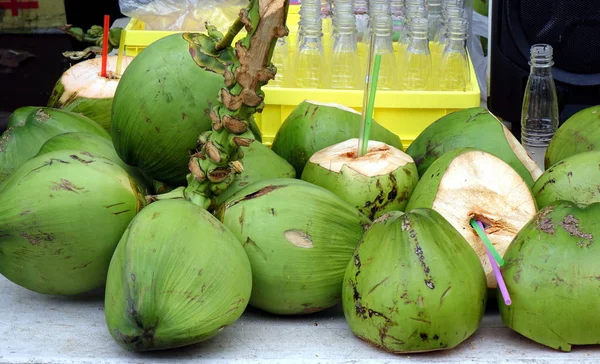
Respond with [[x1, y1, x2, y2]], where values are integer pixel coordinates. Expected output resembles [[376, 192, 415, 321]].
[[399, 2, 427, 51], [439, 17, 470, 91], [269, 37, 290, 87], [520, 44, 559, 170], [427, 0, 443, 46], [294, 0, 327, 88], [390, 0, 406, 43], [354, 0, 370, 45], [439, 1, 464, 47], [401, 17, 432, 91], [331, 1, 362, 89], [370, 0, 398, 90]]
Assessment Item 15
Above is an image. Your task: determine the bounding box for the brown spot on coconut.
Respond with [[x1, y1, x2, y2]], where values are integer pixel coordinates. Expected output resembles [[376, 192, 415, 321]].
[[405, 148, 537, 288], [301, 138, 419, 219]]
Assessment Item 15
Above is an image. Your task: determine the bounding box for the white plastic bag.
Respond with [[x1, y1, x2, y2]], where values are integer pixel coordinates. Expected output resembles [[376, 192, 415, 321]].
[[119, 0, 249, 31], [468, 11, 489, 102]]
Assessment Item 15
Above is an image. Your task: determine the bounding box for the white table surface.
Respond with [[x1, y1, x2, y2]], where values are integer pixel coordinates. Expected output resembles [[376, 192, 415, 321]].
[[1, 275, 598, 363]]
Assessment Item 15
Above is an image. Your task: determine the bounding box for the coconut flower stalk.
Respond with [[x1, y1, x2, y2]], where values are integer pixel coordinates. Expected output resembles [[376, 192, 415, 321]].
[[150, 0, 290, 210]]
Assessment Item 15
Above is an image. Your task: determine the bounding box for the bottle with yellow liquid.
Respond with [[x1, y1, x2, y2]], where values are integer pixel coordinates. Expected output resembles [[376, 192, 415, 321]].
[[439, 17, 470, 91], [427, 0, 443, 57], [370, 0, 398, 90], [269, 37, 290, 87], [331, 1, 362, 89], [294, 0, 327, 88], [400, 17, 432, 91], [398, 2, 426, 70]]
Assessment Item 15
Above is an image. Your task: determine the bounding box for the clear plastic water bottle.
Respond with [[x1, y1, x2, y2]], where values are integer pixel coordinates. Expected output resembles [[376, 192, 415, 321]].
[[438, 5, 464, 47], [269, 37, 290, 87], [390, 0, 406, 43], [427, 0, 443, 44], [354, 0, 370, 44], [294, 0, 327, 88], [331, 1, 362, 89], [439, 17, 470, 91], [400, 17, 432, 90], [370, 0, 398, 90], [520, 44, 559, 170], [399, 2, 426, 51]]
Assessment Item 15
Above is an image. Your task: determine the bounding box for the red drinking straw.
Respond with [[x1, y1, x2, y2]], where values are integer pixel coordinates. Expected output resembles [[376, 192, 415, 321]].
[[101, 15, 110, 78]]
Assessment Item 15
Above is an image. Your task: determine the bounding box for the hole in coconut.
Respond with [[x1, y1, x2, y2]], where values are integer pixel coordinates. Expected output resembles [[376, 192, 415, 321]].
[[97, 70, 120, 80], [341, 145, 390, 159], [469, 214, 492, 231]]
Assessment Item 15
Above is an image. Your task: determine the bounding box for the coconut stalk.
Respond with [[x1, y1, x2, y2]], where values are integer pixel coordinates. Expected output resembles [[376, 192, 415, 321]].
[[149, 0, 289, 210]]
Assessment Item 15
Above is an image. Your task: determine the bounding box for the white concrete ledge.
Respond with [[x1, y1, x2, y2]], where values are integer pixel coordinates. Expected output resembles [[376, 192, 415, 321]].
[[1, 276, 598, 363]]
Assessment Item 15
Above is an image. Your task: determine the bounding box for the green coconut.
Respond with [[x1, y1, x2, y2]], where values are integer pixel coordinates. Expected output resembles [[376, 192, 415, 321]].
[[405, 148, 537, 288], [47, 56, 134, 131], [104, 199, 252, 352], [301, 138, 419, 219], [214, 140, 295, 206], [37, 131, 123, 164], [405, 107, 542, 187], [499, 201, 600, 351], [0, 107, 109, 183], [533, 150, 600, 209], [342, 209, 487, 353], [7, 106, 41, 128], [35, 132, 153, 192], [0, 150, 146, 295], [545, 105, 600, 169], [271, 100, 404, 177], [110, 32, 262, 186], [217, 178, 371, 315]]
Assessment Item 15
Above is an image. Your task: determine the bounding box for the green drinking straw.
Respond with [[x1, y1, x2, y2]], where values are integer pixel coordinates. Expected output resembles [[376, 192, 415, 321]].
[[359, 53, 382, 157], [357, 33, 382, 157], [470, 219, 505, 266]]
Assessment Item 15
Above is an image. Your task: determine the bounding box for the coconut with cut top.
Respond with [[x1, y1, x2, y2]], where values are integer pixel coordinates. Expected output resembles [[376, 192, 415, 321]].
[[48, 55, 134, 131], [301, 138, 419, 219], [406, 107, 542, 188], [405, 147, 538, 288], [271, 100, 404, 176]]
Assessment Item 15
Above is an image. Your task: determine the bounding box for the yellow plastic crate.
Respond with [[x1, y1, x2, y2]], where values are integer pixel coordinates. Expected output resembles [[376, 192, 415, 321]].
[[117, 5, 480, 150]]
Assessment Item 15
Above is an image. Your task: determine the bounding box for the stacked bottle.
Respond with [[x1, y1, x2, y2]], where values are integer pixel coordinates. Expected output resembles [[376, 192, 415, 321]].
[[268, 0, 472, 91], [294, 0, 327, 88], [401, 17, 432, 90], [369, 0, 397, 90], [331, 0, 362, 89]]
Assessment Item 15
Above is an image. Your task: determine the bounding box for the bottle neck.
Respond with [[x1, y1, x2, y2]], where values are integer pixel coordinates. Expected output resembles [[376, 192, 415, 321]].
[[530, 65, 553, 77], [409, 37, 429, 49], [354, 0, 369, 14], [428, 4, 442, 15], [447, 33, 467, 44], [337, 25, 356, 36]]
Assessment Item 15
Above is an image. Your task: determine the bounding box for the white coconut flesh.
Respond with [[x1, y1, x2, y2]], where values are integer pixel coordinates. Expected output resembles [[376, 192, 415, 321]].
[[430, 150, 537, 288], [305, 100, 361, 115], [58, 56, 134, 103], [308, 138, 413, 176]]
